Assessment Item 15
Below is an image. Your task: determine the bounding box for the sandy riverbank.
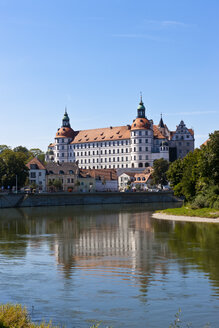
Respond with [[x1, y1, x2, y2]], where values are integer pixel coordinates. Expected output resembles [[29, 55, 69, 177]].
[[152, 212, 219, 223]]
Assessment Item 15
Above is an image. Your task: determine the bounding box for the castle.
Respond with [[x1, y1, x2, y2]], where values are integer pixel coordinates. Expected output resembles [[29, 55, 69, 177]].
[[46, 97, 194, 169]]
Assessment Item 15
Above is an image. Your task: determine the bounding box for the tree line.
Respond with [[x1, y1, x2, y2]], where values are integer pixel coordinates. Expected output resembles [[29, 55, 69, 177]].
[[0, 145, 45, 190]]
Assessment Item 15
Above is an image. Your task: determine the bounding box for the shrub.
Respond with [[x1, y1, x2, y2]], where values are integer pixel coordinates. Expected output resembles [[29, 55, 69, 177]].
[[0, 304, 57, 328]]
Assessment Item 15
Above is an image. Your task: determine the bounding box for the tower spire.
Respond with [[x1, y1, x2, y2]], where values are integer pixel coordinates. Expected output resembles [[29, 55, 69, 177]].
[[137, 93, 146, 118]]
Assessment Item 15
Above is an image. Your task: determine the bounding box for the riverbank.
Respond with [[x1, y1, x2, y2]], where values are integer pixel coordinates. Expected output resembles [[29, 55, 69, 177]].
[[0, 191, 180, 208], [152, 206, 219, 223]]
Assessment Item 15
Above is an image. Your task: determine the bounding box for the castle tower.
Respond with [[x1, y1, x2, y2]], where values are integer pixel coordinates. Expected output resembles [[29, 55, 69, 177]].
[[130, 97, 154, 168]]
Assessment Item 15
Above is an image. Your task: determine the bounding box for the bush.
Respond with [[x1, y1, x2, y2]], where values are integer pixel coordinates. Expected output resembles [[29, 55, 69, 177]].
[[0, 304, 57, 328], [190, 184, 219, 209]]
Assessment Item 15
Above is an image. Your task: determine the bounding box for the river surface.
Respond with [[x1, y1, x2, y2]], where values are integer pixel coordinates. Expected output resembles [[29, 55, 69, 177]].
[[0, 203, 219, 327]]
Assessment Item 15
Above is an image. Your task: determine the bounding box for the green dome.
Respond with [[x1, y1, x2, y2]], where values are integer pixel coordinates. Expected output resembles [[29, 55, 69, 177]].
[[137, 103, 145, 110], [63, 113, 69, 121]]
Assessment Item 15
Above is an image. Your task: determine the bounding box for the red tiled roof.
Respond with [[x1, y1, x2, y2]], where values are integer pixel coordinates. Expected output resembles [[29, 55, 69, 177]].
[[71, 126, 131, 144], [153, 125, 166, 139], [80, 169, 117, 180], [131, 117, 151, 130], [56, 127, 74, 138], [26, 157, 46, 170]]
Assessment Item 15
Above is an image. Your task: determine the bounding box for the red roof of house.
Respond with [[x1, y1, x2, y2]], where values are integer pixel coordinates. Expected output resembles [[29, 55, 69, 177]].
[[80, 169, 117, 180], [26, 157, 46, 170]]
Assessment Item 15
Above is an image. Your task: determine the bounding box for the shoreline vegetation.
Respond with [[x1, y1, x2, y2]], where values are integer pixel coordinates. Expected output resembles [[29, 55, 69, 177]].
[[153, 206, 219, 223], [0, 304, 212, 328]]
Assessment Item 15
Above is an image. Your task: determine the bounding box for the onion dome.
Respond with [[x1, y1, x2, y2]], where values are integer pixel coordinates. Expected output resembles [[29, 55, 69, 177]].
[[56, 127, 74, 138], [131, 117, 151, 130]]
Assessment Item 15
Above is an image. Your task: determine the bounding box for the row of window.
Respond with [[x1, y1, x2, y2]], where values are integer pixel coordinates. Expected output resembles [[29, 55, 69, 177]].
[[76, 148, 129, 156], [131, 138, 149, 144], [132, 130, 150, 136], [131, 155, 149, 160], [79, 157, 129, 164], [132, 147, 149, 152], [80, 164, 129, 169], [56, 140, 130, 148]]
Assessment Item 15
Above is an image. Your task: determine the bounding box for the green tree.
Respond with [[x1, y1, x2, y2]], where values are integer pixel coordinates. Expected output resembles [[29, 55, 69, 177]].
[[52, 179, 62, 191], [199, 130, 219, 185], [152, 158, 169, 188], [0, 149, 29, 189], [29, 148, 45, 163], [167, 158, 184, 187], [0, 145, 10, 153]]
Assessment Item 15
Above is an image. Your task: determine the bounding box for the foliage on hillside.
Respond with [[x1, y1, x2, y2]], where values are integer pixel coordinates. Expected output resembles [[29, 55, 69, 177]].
[[167, 131, 219, 209]]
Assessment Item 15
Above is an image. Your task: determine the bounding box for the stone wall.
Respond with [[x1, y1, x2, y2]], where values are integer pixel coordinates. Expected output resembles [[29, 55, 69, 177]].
[[0, 191, 180, 209]]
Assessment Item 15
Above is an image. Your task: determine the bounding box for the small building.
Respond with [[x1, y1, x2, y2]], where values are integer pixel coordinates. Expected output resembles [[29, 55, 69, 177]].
[[80, 169, 118, 192], [26, 157, 46, 191], [118, 167, 153, 191], [46, 162, 79, 192]]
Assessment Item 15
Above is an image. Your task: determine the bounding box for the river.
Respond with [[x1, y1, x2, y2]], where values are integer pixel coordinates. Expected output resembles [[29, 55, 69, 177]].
[[0, 203, 218, 327]]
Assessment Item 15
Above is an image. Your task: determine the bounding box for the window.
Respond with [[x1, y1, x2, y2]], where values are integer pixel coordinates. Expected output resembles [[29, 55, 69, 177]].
[[105, 150, 107, 154], [113, 157, 115, 162], [145, 139, 148, 143], [57, 153, 59, 157], [139, 155, 142, 160], [187, 135, 189, 138], [30, 172, 36, 178], [113, 149, 115, 154], [105, 158, 107, 162], [59, 170, 64, 174], [134, 147, 136, 152], [139, 147, 142, 151], [139, 131, 142, 136], [126, 157, 128, 161], [117, 149, 119, 153], [117, 157, 119, 161], [67, 178, 70, 183], [62, 146, 64, 150], [39, 172, 41, 176], [187, 142, 190, 146], [62, 153, 64, 157], [81, 152, 83, 156], [117, 141, 119, 146], [126, 148, 128, 153], [134, 140, 136, 144], [139, 139, 142, 143], [109, 150, 111, 154], [145, 147, 148, 151]]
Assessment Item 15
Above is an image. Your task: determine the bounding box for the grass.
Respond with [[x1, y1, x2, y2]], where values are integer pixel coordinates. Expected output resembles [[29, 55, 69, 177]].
[[157, 206, 219, 218]]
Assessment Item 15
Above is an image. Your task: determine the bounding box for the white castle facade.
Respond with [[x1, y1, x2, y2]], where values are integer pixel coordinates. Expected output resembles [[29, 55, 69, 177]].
[[46, 98, 194, 169]]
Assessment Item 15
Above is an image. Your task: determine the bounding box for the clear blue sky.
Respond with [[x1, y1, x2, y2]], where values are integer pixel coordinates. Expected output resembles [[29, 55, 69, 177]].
[[0, 0, 218, 151]]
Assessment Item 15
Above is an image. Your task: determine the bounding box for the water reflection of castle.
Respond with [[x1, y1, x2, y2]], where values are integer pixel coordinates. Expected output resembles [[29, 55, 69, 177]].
[[53, 212, 159, 269]]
